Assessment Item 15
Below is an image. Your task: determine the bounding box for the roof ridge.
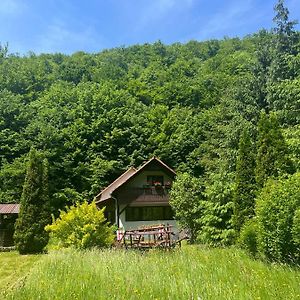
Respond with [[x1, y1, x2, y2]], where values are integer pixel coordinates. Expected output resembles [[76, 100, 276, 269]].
[[136, 156, 176, 175]]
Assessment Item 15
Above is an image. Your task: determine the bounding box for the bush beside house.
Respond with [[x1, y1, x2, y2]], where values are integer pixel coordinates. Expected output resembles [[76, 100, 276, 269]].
[[45, 201, 115, 249]]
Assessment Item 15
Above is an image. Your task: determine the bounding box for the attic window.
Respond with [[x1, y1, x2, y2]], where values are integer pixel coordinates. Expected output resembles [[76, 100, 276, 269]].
[[147, 175, 164, 186]]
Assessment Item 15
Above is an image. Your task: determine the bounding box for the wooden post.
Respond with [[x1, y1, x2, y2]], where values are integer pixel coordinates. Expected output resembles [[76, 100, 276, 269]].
[[123, 231, 127, 249], [129, 233, 133, 248]]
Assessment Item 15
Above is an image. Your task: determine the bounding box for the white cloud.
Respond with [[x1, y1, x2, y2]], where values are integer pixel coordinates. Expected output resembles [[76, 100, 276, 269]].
[[287, 0, 299, 10], [0, 0, 25, 16], [195, 0, 255, 40], [131, 0, 196, 34], [148, 0, 195, 14], [286, 0, 300, 23], [35, 20, 105, 54], [156, 0, 176, 12]]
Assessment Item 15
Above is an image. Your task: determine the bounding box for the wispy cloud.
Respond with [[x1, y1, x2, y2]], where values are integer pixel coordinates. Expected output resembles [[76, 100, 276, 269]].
[[287, 0, 299, 10], [287, 0, 300, 25], [35, 20, 105, 54], [0, 0, 26, 16], [147, 0, 195, 14], [195, 0, 255, 40], [131, 0, 196, 35]]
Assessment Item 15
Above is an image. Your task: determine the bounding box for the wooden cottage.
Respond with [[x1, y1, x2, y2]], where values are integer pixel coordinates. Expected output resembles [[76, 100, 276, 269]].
[[95, 157, 177, 231]]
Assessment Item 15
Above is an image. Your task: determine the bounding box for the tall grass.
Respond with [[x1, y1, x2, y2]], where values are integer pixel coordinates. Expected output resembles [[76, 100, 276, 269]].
[[5, 246, 300, 300]]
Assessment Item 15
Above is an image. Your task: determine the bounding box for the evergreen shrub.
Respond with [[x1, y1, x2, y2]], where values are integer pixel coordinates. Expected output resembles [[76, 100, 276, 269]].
[[14, 148, 51, 254]]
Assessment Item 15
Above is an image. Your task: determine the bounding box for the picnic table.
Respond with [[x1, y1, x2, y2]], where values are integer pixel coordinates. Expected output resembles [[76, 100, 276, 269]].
[[116, 224, 181, 250]]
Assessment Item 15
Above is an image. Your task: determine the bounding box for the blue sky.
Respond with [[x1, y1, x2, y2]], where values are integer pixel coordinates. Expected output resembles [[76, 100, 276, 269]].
[[0, 0, 299, 55]]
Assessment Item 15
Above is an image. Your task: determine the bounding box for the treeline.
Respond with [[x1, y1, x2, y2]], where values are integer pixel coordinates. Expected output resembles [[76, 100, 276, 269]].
[[169, 1, 300, 264], [0, 0, 299, 257]]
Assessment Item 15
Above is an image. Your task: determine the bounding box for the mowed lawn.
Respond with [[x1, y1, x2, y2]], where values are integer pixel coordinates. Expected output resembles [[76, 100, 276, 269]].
[[0, 251, 40, 297], [3, 246, 300, 300]]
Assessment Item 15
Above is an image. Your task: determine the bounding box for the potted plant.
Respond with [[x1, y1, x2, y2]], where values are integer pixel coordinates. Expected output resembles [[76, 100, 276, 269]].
[[154, 181, 162, 188]]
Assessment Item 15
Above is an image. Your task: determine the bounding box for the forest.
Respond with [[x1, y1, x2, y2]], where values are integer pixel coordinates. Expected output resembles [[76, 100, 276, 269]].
[[0, 1, 299, 261]]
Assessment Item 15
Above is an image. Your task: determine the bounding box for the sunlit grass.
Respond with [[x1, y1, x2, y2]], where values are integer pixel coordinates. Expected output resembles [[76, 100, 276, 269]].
[[5, 246, 300, 300], [0, 251, 40, 297]]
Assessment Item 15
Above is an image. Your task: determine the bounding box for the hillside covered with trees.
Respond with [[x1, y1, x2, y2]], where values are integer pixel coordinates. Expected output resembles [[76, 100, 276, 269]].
[[0, 0, 299, 259]]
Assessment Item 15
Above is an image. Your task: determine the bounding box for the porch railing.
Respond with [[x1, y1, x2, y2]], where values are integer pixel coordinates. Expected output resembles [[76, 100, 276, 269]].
[[117, 186, 170, 204]]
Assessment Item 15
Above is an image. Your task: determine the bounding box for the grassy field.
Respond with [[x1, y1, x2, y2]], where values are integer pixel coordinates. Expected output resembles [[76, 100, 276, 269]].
[[3, 246, 300, 300], [0, 251, 40, 297]]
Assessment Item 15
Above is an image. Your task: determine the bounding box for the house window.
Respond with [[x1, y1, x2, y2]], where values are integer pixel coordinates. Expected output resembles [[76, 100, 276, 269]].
[[125, 206, 174, 221], [147, 175, 164, 186]]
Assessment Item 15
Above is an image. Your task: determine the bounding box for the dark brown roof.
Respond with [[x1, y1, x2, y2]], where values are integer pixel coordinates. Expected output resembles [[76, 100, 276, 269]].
[[0, 203, 20, 214], [95, 167, 137, 203], [136, 157, 176, 176], [95, 157, 176, 203]]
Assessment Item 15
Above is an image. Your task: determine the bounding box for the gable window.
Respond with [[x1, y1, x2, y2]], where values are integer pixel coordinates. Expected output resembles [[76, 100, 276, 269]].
[[125, 206, 174, 221], [147, 175, 164, 186]]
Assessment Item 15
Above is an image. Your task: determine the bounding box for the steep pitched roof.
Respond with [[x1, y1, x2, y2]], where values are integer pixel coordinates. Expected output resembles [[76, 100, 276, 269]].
[[0, 203, 20, 214], [95, 167, 137, 203], [95, 157, 176, 203], [136, 157, 176, 176]]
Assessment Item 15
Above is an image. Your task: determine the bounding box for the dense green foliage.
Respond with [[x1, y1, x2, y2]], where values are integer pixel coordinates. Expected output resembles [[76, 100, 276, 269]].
[[256, 173, 300, 263], [293, 209, 300, 253], [14, 148, 51, 254], [197, 200, 235, 246], [4, 247, 300, 300], [238, 219, 259, 257], [45, 201, 115, 249], [169, 173, 202, 242], [233, 129, 256, 231], [255, 112, 293, 187]]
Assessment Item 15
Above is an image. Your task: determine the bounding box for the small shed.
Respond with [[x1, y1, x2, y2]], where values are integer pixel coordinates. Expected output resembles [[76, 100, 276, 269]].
[[0, 204, 20, 247]]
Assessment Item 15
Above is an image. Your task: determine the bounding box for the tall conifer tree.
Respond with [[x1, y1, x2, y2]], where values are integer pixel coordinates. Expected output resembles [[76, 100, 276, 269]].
[[14, 148, 51, 254], [233, 129, 256, 231], [269, 0, 298, 82], [255, 112, 293, 188], [273, 0, 298, 54]]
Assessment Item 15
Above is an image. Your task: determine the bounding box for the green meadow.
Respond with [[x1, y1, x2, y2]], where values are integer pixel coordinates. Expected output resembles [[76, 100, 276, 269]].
[[0, 251, 40, 295], [2, 246, 300, 300]]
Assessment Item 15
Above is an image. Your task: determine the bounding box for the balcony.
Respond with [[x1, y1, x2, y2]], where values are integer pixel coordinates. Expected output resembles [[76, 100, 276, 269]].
[[115, 186, 171, 205]]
